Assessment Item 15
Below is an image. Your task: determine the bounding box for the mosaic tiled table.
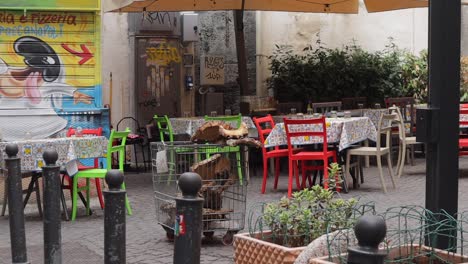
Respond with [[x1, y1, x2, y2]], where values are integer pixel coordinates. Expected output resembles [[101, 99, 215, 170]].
[[0, 136, 108, 175]]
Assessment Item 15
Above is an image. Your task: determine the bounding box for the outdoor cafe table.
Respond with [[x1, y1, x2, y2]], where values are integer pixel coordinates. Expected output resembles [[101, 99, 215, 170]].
[[264, 117, 377, 152], [0, 136, 108, 175], [169, 116, 257, 137]]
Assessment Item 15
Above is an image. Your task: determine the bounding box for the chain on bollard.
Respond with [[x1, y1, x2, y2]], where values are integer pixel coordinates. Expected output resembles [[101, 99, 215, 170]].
[[104, 170, 126, 264], [5, 144, 29, 264], [174, 172, 203, 264], [347, 215, 388, 264], [42, 149, 62, 264]]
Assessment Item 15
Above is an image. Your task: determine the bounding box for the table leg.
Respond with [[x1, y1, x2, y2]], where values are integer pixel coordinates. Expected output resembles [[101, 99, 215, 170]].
[[364, 140, 370, 168]]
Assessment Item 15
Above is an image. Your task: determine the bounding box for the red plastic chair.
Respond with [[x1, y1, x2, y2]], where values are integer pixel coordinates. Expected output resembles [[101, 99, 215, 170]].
[[283, 117, 337, 197], [459, 109, 468, 156], [62, 127, 105, 209], [253, 115, 290, 194]]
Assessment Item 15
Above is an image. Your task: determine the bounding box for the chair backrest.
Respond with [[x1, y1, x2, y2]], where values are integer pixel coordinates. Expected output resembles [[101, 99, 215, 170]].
[[341, 97, 367, 110], [276, 102, 303, 115], [252, 115, 276, 152], [67, 127, 103, 168], [204, 113, 242, 128], [388, 106, 407, 142], [67, 127, 103, 137], [153, 115, 174, 142], [312, 101, 342, 113], [385, 97, 415, 136], [283, 117, 328, 155], [107, 128, 131, 172], [376, 113, 399, 151], [116, 117, 144, 135]]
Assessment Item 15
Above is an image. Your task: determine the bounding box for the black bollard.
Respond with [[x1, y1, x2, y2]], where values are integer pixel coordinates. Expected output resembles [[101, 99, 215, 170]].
[[5, 144, 29, 264], [42, 149, 62, 264], [174, 172, 203, 264], [347, 215, 388, 264], [104, 170, 126, 264]]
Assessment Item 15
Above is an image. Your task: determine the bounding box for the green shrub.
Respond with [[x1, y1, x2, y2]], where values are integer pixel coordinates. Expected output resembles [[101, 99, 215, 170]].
[[267, 39, 429, 106]]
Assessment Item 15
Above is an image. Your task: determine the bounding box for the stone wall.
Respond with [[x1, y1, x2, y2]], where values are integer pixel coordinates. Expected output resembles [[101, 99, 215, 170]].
[[196, 11, 256, 115]]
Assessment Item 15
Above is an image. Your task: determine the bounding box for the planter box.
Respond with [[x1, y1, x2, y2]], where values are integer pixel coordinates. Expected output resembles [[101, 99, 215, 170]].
[[233, 231, 306, 264], [310, 244, 468, 264]]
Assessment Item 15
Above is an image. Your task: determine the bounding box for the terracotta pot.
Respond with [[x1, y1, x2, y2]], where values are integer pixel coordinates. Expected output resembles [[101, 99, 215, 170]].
[[233, 231, 306, 264], [309, 244, 468, 264]]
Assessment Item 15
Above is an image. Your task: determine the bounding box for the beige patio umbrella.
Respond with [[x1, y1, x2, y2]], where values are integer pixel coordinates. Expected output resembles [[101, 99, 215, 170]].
[[364, 0, 427, 12], [105, 0, 359, 13]]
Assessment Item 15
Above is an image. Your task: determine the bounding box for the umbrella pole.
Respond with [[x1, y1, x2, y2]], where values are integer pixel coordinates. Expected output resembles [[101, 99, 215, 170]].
[[233, 8, 249, 96]]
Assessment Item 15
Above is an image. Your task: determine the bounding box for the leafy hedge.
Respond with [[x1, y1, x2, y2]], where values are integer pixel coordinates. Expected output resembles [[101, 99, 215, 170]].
[[267, 40, 428, 106]]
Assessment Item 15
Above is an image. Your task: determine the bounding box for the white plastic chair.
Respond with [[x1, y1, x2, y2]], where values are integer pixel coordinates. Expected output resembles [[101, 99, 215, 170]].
[[345, 112, 399, 193]]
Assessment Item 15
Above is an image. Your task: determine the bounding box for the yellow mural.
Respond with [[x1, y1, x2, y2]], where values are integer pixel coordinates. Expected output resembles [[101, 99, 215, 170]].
[[0, 11, 100, 88], [0, 0, 99, 11], [0, 10, 102, 141]]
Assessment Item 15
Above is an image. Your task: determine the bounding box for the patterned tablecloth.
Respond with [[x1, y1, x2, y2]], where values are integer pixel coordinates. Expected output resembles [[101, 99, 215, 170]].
[[0, 136, 108, 174], [264, 117, 377, 151], [170, 116, 256, 136], [361, 109, 389, 127]]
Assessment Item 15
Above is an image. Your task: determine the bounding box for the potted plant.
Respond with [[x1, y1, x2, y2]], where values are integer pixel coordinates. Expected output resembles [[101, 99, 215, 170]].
[[233, 163, 369, 264], [309, 206, 468, 263]]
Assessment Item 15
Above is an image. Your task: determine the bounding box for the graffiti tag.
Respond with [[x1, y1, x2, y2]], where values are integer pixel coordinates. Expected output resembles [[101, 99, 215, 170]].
[[146, 43, 181, 65], [144, 12, 176, 27]]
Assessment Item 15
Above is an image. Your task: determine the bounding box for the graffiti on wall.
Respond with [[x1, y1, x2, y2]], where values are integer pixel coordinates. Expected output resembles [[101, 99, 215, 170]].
[[0, 11, 100, 141], [143, 40, 179, 104], [200, 55, 225, 85], [142, 12, 177, 28]]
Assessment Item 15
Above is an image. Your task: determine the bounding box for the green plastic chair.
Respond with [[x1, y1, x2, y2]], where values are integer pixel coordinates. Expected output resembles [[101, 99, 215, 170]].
[[71, 128, 133, 221], [203, 114, 244, 183], [153, 115, 174, 143]]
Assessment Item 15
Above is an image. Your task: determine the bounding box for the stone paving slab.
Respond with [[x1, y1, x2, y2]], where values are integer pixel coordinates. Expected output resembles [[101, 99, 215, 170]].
[[0, 157, 467, 263], [0, 242, 103, 264]]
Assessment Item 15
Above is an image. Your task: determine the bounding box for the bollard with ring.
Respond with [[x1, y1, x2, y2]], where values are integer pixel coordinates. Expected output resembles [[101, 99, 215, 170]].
[[42, 149, 62, 264], [5, 144, 29, 264], [104, 169, 126, 264], [174, 172, 203, 264]]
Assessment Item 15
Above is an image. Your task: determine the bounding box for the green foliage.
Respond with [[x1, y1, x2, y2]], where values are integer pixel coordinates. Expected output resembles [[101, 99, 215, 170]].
[[261, 185, 359, 247], [326, 162, 343, 191], [400, 50, 428, 103], [267, 39, 430, 106]]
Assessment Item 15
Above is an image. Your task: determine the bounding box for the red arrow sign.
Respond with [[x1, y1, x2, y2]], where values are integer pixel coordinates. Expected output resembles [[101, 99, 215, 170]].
[[61, 44, 93, 65]]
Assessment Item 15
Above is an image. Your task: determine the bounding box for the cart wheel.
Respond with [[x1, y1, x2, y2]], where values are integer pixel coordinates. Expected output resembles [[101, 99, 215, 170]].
[[162, 226, 175, 241], [222, 231, 236, 245], [203, 231, 215, 240]]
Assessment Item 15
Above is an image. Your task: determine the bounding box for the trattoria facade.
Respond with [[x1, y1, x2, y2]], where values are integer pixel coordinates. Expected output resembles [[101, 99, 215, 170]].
[[0, 0, 109, 140]]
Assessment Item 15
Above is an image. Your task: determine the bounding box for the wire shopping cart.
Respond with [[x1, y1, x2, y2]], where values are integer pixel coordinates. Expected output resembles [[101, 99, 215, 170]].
[[151, 141, 248, 245]]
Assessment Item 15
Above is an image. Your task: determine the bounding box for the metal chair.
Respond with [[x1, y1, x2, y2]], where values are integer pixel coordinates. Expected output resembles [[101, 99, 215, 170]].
[[1, 170, 43, 217], [116, 117, 148, 172]]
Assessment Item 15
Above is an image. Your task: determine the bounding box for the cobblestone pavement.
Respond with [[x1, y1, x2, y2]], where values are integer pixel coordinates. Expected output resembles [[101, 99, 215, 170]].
[[1, 156, 468, 263]]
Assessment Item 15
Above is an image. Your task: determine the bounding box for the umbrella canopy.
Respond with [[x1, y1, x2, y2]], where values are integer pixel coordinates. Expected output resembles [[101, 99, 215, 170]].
[[105, 0, 359, 14], [364, 0, 427, 12]]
